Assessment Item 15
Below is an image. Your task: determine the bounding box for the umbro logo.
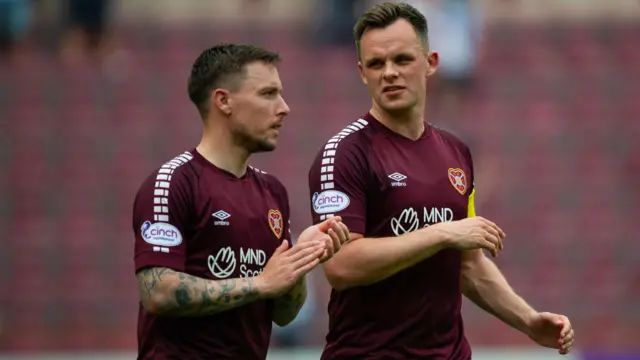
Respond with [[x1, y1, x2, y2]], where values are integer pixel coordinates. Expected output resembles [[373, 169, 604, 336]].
[[212, 210, 231, 226], [212, 210, 230, 220], [388, 172, 407, 187], [388, 172, 407, 182]]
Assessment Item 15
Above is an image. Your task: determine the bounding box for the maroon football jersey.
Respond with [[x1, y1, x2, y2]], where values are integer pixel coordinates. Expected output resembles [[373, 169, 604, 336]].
[[308, 113, 474, 359], [133, 149, 290, 360]]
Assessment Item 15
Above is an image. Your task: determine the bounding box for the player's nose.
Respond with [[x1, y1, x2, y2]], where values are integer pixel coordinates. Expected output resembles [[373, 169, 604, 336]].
[[277, 96, 290, 117], [382, 62, 399, 80]]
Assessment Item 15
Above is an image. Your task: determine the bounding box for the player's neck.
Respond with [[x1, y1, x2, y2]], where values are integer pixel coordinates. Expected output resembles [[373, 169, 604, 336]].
[[197, 127, 249, 178], [370, 106, 425, 141]]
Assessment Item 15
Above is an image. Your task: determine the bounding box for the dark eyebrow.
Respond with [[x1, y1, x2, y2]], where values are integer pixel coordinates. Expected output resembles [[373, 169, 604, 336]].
[[395, 53, 414, 60]]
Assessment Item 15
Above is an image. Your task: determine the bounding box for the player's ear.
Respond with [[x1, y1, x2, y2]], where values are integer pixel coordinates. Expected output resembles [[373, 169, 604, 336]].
[[211, 88, 232, 116], [358, 61, 368, 85], [426, 51, 439, 77]]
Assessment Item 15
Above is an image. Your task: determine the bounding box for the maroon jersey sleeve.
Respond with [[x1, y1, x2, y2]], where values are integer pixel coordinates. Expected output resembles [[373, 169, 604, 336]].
[[269, 175, 292, 246], [462, 143, 475, 193], [458, 140, 476, 217], [282, 187, 292, 244], [280, 185, 293, 245], [308, 139, 368, 235], [132, 167, 192, 273]]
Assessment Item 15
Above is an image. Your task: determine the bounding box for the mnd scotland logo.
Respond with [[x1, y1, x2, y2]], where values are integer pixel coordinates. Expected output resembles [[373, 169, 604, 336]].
[[390, 207, 455, 236], [208, 246, 268, 279]]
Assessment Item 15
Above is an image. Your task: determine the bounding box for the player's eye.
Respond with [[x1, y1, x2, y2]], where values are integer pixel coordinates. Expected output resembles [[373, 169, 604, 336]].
[[262, 89, 279, 97], [366, 59, 384, 68]]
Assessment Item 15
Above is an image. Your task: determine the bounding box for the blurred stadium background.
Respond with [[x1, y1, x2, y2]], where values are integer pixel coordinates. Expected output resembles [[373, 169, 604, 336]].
[[1, 0, 639, 359]]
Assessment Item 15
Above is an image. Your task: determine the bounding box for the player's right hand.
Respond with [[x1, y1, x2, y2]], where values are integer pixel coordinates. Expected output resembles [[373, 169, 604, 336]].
[[297, 216, 350, 263], [432, 217, 505, 257], [255, 240, 325, 298]]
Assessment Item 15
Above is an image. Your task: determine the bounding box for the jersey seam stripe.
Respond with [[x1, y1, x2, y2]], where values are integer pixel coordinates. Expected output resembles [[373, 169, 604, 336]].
[[152, 151, 194, 222], [248, 165, 267, 174], [318, 118, 369, 220]]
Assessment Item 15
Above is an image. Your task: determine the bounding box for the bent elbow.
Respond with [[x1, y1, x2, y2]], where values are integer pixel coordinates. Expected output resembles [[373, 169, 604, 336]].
[[140, 286, 175, 315], [141, 292, 166, 315], [326, 275, 349, 291], [323, 264, 355, 291]]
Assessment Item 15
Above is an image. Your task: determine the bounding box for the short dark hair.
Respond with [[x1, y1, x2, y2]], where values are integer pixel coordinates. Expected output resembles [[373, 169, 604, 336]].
[[187, 43, 281, 116], [353, 2, 429, 56]]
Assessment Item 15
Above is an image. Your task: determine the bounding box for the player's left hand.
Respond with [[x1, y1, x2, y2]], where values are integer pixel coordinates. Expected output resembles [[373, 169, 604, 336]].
[[526, 312, 574, 355], [297, 216, 350, 263]]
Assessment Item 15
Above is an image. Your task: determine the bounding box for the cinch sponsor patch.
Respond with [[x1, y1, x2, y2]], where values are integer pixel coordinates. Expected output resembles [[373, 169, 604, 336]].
[[141, 221, 183, 247], [312, 190, 350, 214]]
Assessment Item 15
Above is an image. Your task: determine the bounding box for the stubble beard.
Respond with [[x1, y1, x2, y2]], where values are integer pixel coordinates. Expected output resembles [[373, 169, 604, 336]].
[[232, 126, 276, 154]]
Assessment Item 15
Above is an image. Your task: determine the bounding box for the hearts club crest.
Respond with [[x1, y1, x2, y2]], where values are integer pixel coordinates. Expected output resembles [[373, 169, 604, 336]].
[[268, 209, 283, 239], [448, 168, 467, 195]]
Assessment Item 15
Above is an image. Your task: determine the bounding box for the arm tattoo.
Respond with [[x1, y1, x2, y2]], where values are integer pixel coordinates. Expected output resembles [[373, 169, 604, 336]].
[[136, 267, 260, 316], [218, 279, 236, 303], [138, 267, 170, 300], [272, 277, 307, 325]]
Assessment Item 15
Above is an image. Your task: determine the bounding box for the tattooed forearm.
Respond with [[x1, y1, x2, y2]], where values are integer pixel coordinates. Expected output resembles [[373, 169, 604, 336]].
[[272, 276, 307, 326], [138, 267, 170, 300], [136, 267, 261, 316]]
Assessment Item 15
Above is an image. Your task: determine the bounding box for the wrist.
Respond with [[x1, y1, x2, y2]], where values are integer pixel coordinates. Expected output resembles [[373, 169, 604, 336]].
[[420, 225, 451, 250], [519, 310, 538, 335], [252, 275, 272, 299]]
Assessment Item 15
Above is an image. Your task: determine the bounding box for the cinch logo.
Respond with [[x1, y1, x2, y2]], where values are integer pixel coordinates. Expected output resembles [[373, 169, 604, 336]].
[[388, 172, 407, 187], [212, 210, 231, 226], [141, 221, 183, 247], [312, 190, 350, 214], [208, 246, 267, 279]]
